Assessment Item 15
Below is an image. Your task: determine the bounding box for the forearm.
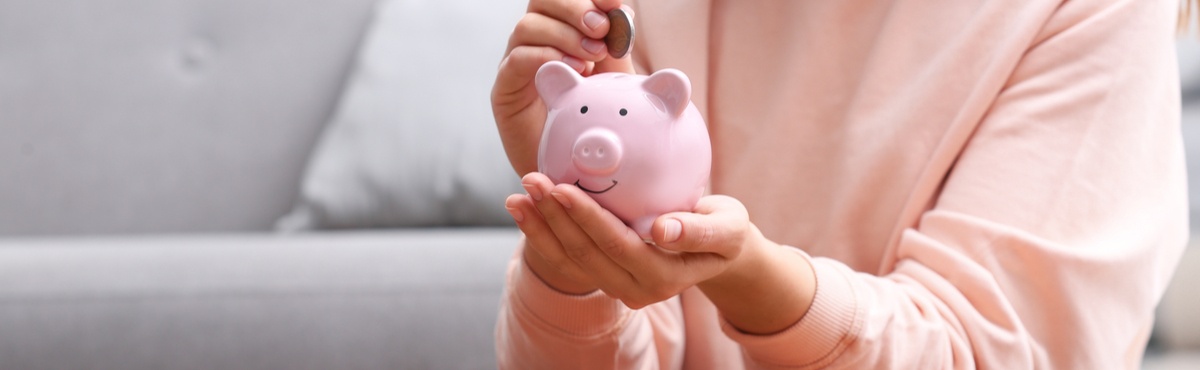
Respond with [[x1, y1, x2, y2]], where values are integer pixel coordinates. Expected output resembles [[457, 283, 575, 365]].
[[497, 246, 687, 369], [697, 226, 816, 335]]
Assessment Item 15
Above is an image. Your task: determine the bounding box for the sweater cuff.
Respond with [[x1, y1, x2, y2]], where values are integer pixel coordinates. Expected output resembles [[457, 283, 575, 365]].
[[507, 252, 633, 337], [720, 247, 862, 368]]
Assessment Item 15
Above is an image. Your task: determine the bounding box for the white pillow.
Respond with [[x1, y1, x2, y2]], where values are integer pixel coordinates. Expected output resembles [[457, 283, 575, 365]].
[[278, 0, 527, 230]]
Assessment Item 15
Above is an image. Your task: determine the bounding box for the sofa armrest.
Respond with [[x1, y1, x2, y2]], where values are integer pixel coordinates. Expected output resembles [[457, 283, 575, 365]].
[[0, 228, 519, 370], [1159, 243, 1200, 352]]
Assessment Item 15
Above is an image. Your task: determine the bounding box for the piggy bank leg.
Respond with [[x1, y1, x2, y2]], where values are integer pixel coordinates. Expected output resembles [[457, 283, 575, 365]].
[[632, 217, 655, 241]]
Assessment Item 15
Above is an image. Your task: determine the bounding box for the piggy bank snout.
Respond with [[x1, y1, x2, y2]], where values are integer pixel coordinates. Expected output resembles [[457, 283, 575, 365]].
[[572, 129, 623, 176]]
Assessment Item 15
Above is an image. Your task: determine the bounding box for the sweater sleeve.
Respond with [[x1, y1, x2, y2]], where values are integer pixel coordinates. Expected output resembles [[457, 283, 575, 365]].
[[494, 239, 686, 370], [722, 0, 1188, 368]]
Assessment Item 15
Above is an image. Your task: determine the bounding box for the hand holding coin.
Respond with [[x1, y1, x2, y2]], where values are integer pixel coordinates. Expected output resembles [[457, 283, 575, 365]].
[[605, 8, 635, 59], [493, 0, 638, 176]]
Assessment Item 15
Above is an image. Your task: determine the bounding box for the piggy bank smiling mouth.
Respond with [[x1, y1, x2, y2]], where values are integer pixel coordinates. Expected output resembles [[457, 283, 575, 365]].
[[574, 179, 618, 194]]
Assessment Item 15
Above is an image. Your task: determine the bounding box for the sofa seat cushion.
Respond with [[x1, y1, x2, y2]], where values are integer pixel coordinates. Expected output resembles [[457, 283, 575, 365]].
[[0, 228, 519, 370]]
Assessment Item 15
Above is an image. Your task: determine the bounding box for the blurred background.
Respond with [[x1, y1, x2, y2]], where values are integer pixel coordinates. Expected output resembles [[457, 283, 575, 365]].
[[0, 0, 1198, 369], [1151, 29, 1200, 370]]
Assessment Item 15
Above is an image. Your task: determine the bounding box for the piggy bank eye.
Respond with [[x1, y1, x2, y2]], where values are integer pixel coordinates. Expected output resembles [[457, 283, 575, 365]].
[[580, 106, 589, 114], [619, 108, 628, 116]]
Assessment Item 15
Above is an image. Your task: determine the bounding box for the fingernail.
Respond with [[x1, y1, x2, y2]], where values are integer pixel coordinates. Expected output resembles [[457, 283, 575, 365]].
[[663, 218, 682, 243], [562, 56, 586, 72], [506, 207, 524, 223], [583, 11, 607, 31], [550, 192, 572, 209], [582, 38, 605, 55], [523, 183, 543, 201]]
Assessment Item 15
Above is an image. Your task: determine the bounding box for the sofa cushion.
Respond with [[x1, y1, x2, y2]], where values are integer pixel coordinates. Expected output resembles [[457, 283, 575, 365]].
[[0, 229, 519, 369], [1158, 243, 1200, 351], [0, 0, 377, 235], [1180, 37, 1200, 94], [278, 0, 527, 230]]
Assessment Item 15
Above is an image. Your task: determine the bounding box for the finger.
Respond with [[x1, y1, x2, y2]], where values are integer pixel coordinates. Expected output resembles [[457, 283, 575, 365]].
[[553, 183, 728, 306], [522, 173, 637, 292], [495, 45, 585, 100], [505, 194, 594, 286], [506, 12, 609, 62], [549, 183, 650, 270], [493, 45, 580, 177], [652, 195, 749, 258], [528, 0, 623, 40]]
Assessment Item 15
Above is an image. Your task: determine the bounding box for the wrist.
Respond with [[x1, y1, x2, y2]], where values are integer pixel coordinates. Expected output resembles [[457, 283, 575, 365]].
[[697, 227, 817, 334], [521, 238, 598, 295], [699, 224, 772, 290]]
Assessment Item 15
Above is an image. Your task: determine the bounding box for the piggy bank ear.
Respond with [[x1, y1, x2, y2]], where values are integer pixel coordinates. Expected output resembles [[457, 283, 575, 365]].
[[642, 69, 691, 118], [535, 61, 583, 106]]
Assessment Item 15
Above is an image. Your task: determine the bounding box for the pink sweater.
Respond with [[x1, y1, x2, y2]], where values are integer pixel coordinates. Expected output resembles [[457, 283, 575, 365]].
[[496, 0, 1189, 368]]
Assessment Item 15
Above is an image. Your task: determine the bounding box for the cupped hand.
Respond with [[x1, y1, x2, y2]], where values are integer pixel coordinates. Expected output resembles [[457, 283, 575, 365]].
[[492, 0, 636, 177], [504, 172, 768, 309]]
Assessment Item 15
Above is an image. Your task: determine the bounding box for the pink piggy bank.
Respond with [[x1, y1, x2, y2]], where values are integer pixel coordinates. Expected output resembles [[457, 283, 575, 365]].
[[535, 61, 712, 239]]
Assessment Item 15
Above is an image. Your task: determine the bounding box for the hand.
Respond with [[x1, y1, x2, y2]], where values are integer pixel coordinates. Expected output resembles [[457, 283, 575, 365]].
[[492, 0, 636, 176], [504, 172, 762, 308]]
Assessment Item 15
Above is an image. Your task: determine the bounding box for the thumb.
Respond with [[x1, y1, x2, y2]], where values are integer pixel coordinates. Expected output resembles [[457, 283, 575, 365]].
[[651, 195, 749, 258]]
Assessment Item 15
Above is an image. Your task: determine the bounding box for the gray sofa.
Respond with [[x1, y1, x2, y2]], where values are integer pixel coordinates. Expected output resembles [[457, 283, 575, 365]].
[[1, 0, 519, 368], [2, 0, 1199, 369], [0, 230, 517, 369]]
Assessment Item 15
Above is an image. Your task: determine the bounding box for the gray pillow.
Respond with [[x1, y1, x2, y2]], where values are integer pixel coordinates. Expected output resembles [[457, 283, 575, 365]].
[[1182, 37, 1200, 94], [277, 0, 526, 230]]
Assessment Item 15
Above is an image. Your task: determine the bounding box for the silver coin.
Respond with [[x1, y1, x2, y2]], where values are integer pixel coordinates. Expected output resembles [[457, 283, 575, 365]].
[[605, 8, 635, 59]]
